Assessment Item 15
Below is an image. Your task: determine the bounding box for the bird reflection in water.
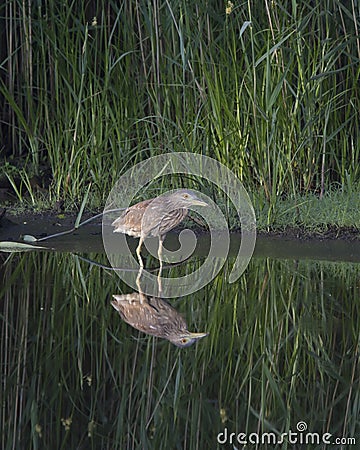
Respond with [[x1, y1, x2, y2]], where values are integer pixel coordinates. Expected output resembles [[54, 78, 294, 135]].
[[111, 292, 208, 347]]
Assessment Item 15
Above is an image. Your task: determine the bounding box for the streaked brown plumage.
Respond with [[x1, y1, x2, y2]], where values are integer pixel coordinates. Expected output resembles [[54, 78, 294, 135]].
[[111, 293, 208, 347], [112, 189, 207, 269]]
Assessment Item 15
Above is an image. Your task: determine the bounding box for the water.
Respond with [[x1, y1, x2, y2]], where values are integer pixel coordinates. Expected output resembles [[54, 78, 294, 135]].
[[1, 236, 359, 449]]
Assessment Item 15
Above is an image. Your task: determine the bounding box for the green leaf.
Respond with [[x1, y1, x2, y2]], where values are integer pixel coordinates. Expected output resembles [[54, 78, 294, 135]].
[[75, 183, 92, 228], [0, 241, 49, 252]]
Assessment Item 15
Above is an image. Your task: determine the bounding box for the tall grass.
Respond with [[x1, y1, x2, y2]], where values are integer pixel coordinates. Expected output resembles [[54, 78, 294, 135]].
[[0, 1, 359, 223], [1, 252, 359, 448]]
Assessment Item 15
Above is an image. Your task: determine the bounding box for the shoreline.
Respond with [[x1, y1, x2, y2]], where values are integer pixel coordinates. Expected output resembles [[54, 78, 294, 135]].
[[1, 209, 358, 243]]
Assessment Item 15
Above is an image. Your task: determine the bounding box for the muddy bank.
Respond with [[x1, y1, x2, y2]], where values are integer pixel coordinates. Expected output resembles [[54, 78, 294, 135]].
[[1, 210, 359, 239]]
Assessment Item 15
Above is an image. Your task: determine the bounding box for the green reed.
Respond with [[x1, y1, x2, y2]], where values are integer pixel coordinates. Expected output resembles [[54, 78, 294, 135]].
[[1, 251, 359, 449]]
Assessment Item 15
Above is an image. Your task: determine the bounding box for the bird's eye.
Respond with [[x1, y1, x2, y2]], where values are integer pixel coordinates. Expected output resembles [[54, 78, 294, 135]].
[[183, 194, 189, 199], [181, 338, 188, 343]]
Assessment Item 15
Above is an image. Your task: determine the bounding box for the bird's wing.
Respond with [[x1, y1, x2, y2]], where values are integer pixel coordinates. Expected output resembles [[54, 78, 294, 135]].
[[147, 208, 187, 236], [128, 199, 154, 211], [112, 199, 153, 234]]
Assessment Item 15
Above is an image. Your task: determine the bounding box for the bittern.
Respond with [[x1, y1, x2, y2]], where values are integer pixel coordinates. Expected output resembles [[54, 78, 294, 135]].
[[111, 293, 208, 347], [112, 189, 207, 269]]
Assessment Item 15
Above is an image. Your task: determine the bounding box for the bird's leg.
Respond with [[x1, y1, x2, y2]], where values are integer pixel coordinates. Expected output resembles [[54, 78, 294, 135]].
[[157, 273, 163, 297], [138, 291, 147, 304], [135, 236, 144, 292], [136, 266, 143, 294], [157, 235, 164, 274], [157, 235, 164, 295], [135, 237, 145, 293], [136, 236, 144, 268]]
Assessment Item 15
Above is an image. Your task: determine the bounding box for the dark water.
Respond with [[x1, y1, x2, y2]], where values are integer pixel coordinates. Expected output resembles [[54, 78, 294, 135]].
[[1, 233, 359, 449]]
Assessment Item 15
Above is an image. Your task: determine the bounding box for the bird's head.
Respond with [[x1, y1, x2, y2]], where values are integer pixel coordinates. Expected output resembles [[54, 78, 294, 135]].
[[169, 189, 208, 208], [168, 330, 208, 347]]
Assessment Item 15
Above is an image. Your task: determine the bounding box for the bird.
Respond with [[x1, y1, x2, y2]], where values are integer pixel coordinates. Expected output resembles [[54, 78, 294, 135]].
[[111, 189, 207, 270], [111, 293, 208, 347]]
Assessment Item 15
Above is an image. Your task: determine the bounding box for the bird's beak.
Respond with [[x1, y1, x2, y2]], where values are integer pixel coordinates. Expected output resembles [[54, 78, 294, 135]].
[[111, 295, 122, 309], [188, 331, 208, 340], [191, 198, 208, 207]]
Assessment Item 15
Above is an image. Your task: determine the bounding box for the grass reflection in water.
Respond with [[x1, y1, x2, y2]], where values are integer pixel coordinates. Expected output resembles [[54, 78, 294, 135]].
[[0, 252, 359, 449]]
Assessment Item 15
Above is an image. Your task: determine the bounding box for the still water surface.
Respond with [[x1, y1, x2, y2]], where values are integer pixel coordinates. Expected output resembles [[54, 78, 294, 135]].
[[1, 237, 359, 449]]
